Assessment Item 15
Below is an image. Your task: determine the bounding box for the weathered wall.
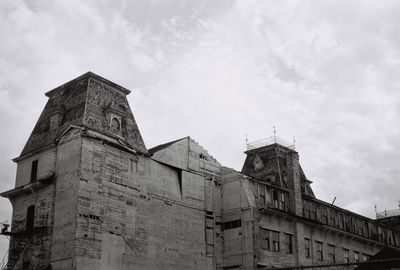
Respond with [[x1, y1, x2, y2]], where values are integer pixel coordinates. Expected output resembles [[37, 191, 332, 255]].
[[221, 168, 255, 269], [15, 149, 56, 187], [50, 129, 82, 270], [9, 184, 54, 269], [75, 136, 221, 270]]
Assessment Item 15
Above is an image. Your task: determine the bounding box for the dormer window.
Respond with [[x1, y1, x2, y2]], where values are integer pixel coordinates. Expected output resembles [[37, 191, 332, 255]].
[[111, 117, 121, 131]]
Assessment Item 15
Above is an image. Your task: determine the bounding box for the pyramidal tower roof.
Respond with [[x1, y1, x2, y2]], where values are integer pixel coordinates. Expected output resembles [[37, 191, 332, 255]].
[[20, 72, 147, 157]]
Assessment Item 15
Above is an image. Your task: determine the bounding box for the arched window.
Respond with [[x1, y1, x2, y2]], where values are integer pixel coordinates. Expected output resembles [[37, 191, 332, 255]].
[[26, 205, 35, 231], [111, 117, 120, 131]]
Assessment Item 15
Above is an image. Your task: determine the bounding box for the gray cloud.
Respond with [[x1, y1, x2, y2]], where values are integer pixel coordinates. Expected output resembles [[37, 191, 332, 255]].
[[1, 0, 400, 257]]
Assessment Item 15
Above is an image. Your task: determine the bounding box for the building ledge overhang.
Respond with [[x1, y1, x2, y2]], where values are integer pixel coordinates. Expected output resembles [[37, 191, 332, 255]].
[[0, 175, 55, 198]]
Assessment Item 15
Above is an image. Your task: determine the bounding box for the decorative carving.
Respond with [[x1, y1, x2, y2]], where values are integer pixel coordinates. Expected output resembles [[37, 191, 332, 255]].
[[253, 155, 264, 171]]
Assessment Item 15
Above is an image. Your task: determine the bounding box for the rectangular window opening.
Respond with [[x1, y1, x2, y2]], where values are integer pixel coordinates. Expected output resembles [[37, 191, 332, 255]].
[[30, 159, 38, 183]]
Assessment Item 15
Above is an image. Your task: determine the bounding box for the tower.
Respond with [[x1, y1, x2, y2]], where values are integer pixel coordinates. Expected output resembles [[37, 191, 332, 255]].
[[1, 72, 148, 269]]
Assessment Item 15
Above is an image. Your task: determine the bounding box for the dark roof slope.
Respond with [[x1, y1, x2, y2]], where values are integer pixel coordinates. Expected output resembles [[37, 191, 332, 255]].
[[148, 137, 189, 154], [19, 72, 147, 157]]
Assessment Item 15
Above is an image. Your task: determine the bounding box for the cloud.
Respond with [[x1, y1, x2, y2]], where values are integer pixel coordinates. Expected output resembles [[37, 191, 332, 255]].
[[1, 0, 400, 257]]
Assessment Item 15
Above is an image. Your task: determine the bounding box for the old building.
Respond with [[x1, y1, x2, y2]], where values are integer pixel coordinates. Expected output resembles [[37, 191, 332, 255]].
[[1, 72, 399, 270]]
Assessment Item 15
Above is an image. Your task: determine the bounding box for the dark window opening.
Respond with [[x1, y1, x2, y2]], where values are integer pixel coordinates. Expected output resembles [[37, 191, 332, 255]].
[[328, 244, 335, 263], [285, 234, 293, 254], [272, 231, 280, 252], [354, 251, 360, 262], [322, 207, 328, 224], [343, 248, 349, 262], [222, 219, 241, 230], [305, 238, 311, 258], [26, 205, 35, 231], [261, 228, 270, 250], [22, 261, 30, 270], [30, 160, 38, 183], [316, 241, 323, 261]]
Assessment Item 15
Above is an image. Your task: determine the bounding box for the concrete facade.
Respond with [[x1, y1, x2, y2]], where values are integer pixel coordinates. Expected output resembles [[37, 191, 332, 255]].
[[2, 72, 400, 270]]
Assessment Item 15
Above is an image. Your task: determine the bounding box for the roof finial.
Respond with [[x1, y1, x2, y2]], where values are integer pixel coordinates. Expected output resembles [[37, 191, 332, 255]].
[[273, 126, 277, 143], [245, 134, 248, 146], [293, 136, 296, 149]]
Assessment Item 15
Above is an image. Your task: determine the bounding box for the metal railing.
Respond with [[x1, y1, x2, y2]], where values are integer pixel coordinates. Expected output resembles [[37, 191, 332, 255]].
[[247, 136, 295, 151], [376, 208, 400, 219]]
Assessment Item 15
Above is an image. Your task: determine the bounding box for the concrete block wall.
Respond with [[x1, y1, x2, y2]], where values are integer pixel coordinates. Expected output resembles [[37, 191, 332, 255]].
[[73, 136, 222, 270], [51, 129, 83, 270]]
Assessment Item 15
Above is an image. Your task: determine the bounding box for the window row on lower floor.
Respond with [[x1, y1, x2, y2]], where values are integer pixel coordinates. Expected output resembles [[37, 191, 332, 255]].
[[305, 238, 371, 263]]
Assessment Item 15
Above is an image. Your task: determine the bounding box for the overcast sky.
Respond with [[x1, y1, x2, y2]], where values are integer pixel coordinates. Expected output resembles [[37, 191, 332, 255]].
[[1, 0, 400, 256]]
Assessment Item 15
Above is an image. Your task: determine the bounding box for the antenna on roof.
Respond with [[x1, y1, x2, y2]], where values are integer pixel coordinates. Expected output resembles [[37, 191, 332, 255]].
[[331, 196, 336, 205], [375, 205, 377, 213], [293, 136, 296, 149], [273, 126, 277, 143], [245, 134, 248, 147]]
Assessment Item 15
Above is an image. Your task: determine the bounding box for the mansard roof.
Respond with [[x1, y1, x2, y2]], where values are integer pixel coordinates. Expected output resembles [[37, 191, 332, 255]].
[[19, 72, 147, 158]]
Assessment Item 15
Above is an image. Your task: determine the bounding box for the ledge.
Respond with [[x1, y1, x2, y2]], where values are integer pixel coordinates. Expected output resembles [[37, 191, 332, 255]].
[[0, 176, 55, 198]]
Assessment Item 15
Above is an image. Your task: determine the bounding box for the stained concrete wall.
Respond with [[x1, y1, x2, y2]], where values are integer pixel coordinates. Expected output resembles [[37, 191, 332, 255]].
[[9, 149, 57, 269], [74, 135, 222, 270], [15, 148, 56, 187], [9, 184, 54, 269], [50, 129, 82, 270]]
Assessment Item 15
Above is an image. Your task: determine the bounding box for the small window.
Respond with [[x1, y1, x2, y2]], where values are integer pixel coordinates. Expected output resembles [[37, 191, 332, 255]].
[[363, 221, 369, 237], [259, 185, 266, 207], [260, 228, 270, 250], [26, 205, 35, 231], [316, 241, 323, 261], [271, 231, 280, 252], [362, 254, 369, 261], [343, 248, 349, 262], [322, 207, 328, 224], [310, 203, 317, 220], [354, 251, 360, 262], [305, 238, 311, 258], [329, 209, 336, 226], [30, 160, 38, 183], [285, 233, 293, 254], [378, 226, 384, 242], [222, 219, 241, 230], [338, 213, 345, 229], [328, 244, 335, 262], [273, 190, 279, 208], [111, 117, 121, 131]]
